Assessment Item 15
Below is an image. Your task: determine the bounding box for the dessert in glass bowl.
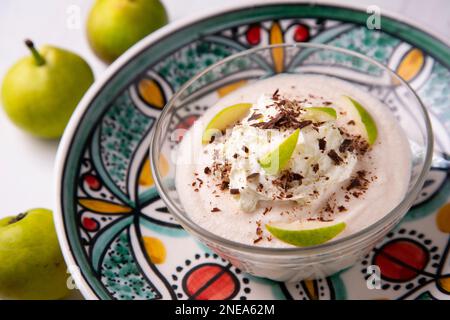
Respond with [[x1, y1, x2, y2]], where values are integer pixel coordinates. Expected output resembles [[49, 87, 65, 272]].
[[151, 44, 432, 281], [176, 74, 411, 248]]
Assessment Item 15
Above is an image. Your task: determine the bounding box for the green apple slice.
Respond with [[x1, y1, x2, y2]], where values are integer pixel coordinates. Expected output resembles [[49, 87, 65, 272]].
[[202, 103, 252, 144], [266, 220, 346, 247], [344, 96, 378, 145], [303, 107, 337, 122], [258, 129, 300, 175]]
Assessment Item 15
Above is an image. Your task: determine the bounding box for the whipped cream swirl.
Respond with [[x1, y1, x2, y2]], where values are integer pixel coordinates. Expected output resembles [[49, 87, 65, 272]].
[[206, 94, 357, 212]]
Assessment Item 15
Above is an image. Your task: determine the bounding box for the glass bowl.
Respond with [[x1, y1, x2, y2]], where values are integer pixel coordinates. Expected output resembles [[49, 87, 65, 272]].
[[150, 44, 433, 282]]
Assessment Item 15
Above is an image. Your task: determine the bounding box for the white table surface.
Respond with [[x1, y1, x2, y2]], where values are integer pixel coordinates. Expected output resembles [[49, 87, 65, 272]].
[[0, 0, 449, 299]]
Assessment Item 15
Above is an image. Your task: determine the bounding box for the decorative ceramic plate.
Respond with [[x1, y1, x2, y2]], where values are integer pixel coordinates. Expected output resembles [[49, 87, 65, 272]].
[[55, 2, 450, 300]]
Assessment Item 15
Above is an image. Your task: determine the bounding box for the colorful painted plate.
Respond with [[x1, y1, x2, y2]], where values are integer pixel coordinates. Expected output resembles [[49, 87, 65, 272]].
[[55, 2, 450, 300]]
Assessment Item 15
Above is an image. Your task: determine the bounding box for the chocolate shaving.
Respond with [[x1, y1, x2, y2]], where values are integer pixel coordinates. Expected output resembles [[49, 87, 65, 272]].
[[296, 120, 313, 129], [338, 205, 347, 212], [272, 171, 303, 191], [346, 178, 362, 191], [196, 178, 204, 188], [242, 146, 249, 153], [323, 202, 334, 213], [344, 170, 370, 197], [318, 217, 334, 222], [327, 150, 343, 165], [230, 188, 240, 195], [312, 163, 319, 173], [272, 89, 280, 99], [357, 170, 367, 178], [250, 97, 304, 130], [253, 237, 263, 244], [248, 112, 263, 121], [251, 112, 284, 129], [211, 207, 221, 212], [211, 161, 231, 190], [256, 227, 263, 236], [318, 138, 326, 152], [339, 139, 354, 153], [220, 181, 229, 190], [340, 130, 370, 156], [356, 139, 369, 156], [204, 167, 211, 175]]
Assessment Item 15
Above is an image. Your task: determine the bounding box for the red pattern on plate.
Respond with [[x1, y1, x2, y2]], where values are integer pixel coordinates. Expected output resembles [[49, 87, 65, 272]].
[[184, 264, 238, 300], [374, 239, 429, 282]]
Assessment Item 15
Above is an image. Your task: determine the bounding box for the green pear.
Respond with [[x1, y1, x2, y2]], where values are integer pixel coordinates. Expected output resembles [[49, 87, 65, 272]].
[[202, 103, 252, 144], [87, 0, 168, 63], [344, 96, 378, 145], [0, 208, 70, 299], [1, 40, 94, 138], [303, 107, 337, 122], [266, 220, 346, 247], [258, 129, 300, 175]]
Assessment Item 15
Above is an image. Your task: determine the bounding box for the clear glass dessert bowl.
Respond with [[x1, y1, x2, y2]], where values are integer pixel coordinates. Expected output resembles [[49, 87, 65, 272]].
[[150, 44, 433, 282]]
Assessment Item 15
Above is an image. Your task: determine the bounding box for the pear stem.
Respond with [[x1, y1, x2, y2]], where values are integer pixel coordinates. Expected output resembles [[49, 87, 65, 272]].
[[25, 39, 45, 66], [8, 212, 28, 225]]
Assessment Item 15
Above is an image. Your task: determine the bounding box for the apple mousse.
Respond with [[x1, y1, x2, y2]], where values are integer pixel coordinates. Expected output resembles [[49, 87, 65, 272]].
[[175, 74, 411, 248]]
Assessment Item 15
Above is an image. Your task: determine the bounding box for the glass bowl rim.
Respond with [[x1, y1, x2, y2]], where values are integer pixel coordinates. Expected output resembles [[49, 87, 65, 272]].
[[150, 43, 433, 256]]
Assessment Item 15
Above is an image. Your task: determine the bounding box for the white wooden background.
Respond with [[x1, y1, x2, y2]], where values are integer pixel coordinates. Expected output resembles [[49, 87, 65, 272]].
[[0, 0, 448, 299]]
